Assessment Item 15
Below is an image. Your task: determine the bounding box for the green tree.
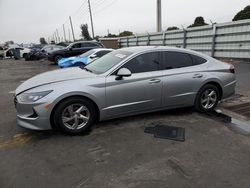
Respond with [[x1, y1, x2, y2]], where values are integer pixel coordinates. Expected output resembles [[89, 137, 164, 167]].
[[39, 37, 47, 44], [80, 24, 92, 40], [118, 31, 133, 37], [106, 33, 117, 37], [167, 26, 179, 31], [233, 5, 250, 21], [188, 17, 208, 28]]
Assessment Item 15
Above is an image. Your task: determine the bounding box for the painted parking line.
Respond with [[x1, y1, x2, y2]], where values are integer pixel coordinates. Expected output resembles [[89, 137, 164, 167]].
[[0, 133, 33, 149], [8, 90, 15, 94]]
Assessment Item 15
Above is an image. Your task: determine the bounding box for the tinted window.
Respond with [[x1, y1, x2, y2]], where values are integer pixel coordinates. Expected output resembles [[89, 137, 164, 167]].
[[190, 54, 207, 65], [163, 51, 193, 69], [95, 50, 111, 57], [122, 52, 160, 74], [82, 43, 98, 47], [72, 43, 81, 48]]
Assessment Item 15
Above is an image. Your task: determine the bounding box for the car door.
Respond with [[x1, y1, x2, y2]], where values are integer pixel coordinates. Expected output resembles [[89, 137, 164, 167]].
[[80, 43, 97, 54], [105, 52, 163, 117], [161, 51, 207, 107], [66, 43, 82, 57]]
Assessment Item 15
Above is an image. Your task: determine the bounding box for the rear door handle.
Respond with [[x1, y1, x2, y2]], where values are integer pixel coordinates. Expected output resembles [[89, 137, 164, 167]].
[[149, 79, 161, 84], [193, 74, 203, 78]]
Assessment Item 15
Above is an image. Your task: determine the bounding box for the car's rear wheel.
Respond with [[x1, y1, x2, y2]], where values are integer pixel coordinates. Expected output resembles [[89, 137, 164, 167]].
[[53, 97, 97, 134], [23, 53, 27, 59], [195, 84, 219, 112], [54, 55, 63, 64]]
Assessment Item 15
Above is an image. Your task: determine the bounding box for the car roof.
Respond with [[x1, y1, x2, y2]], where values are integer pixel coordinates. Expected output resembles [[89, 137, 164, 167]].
[[93, 48, 113, 52], [119, 46, 179, 53], [73, 41, 100, 44], [119, 46, 211, 59]]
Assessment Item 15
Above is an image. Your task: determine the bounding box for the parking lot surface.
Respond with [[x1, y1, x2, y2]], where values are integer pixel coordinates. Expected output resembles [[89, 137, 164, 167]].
[[1, 59, 250, 188]]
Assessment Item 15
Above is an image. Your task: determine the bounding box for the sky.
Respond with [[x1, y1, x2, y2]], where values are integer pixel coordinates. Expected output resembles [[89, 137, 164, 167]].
[[0, 0, 249, 44]]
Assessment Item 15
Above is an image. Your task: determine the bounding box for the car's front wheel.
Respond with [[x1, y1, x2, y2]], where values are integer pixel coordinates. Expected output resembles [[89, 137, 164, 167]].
[[54, 55, 63, 64], [53, 97, 97, 134], [195, 84, 219, 112]]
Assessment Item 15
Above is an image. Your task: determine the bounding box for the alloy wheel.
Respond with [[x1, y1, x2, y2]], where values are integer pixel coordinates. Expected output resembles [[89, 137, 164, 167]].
[[200, 89, 218, 110], [62, 104, 90, 130]]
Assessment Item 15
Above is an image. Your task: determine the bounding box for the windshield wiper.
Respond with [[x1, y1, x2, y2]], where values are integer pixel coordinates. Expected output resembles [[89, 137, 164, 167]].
[[80, 66, 93, 73]]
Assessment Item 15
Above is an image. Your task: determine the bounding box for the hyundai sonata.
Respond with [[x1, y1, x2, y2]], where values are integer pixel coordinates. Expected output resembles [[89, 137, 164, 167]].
[[14, 46, 236, 134]]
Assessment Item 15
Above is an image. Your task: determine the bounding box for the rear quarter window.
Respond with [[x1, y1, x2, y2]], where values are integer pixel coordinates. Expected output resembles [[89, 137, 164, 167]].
[[190, 54, 207, 65]]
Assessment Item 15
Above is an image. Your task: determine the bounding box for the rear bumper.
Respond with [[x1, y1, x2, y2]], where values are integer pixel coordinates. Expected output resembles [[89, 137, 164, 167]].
[[222, 80, 236, 99]]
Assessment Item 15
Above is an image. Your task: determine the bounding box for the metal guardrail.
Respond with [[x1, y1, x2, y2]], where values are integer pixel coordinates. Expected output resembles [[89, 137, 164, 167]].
[[118, 19, 250, 59]]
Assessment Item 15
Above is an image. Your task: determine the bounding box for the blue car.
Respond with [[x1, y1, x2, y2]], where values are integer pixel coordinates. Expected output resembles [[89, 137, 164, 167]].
[[58, 48, 113, 68]]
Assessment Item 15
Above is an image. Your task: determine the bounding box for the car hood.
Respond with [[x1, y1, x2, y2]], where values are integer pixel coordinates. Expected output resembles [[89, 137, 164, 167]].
[[59, 56, 88, 68], [61, 56, 79, 61], [15, 67, 94, 95]]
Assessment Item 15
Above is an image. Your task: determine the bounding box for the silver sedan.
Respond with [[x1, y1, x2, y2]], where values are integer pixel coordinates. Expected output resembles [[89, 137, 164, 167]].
[[14, 46, 236, 134]]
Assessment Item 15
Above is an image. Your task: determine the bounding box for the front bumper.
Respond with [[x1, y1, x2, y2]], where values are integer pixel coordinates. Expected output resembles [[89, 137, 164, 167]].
[[15, 97, 53, 130]]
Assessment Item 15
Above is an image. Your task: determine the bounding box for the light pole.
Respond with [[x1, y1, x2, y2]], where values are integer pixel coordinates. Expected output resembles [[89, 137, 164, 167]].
[[69, 16, 76, 41], [157, 0, 162, 32], [88, 0, 95, 39]]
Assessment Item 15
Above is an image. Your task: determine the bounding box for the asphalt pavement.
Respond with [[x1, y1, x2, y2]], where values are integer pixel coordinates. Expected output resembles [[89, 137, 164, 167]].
[[0, 59, 250, 188]]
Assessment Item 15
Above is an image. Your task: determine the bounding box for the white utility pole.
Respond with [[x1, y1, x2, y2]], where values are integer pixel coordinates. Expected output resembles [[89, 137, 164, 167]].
[[88, 0, 95, 39], [69, 16, 76, 41], [157, 0, 162, 32], [63, 24, 67, 42]]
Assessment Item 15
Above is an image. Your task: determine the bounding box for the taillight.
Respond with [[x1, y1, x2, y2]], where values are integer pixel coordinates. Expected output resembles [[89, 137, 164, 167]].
[[230, 65, 235, 74]]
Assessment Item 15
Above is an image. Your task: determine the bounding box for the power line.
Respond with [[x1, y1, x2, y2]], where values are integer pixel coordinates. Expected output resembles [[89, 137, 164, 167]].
[[48, 0, 115, 41], [93, 0, 118, 14]]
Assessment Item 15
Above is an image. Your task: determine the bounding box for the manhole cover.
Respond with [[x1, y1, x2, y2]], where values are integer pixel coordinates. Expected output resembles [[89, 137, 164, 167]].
[[225, 102, 250, 118]]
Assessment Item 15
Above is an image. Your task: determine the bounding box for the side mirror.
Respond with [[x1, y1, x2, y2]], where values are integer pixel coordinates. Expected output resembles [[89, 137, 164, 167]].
[[116, 68, 132, 80], [89, 54, 97, 59], [68, 47, 73, 51]]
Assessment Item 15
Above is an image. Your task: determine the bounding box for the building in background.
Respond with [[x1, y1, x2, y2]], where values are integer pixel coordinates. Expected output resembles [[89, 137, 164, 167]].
[[99, 38, 118, 49]]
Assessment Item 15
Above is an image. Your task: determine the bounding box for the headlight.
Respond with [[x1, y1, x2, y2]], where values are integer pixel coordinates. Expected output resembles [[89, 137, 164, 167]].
[[18, 90, 53, 103]]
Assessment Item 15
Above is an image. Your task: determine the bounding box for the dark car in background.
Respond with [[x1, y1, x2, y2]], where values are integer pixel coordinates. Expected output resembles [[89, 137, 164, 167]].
[[48, 41, 104, 64]]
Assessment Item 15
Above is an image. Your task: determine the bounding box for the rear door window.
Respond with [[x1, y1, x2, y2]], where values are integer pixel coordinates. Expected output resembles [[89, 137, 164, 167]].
[[162, 51, 205, 70], [72, 43, 81, 49], [162, 51, 192, 69], [83, 43, 98, 47], [95, 50, 111, 57]]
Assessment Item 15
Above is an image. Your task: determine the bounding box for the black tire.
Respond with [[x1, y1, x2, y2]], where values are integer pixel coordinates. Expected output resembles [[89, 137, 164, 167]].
[[54, 55, 63, 65], [194, 84, 220, 112], [23, 53, 27, 59], [52, 97, 97, 134]]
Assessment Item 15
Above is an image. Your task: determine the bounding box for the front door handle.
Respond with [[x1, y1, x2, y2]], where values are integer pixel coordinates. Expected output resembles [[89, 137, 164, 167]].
[[149, 79, 161, 84], [193, 74, 203, 78]]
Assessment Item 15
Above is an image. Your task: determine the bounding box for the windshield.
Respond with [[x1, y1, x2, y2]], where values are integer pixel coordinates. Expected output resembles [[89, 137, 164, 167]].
[[80, 49, 96, 57], [85, 50, 132, 74]]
